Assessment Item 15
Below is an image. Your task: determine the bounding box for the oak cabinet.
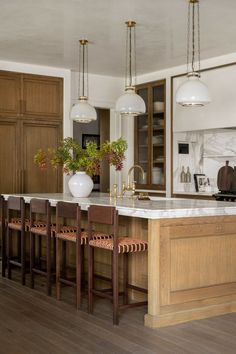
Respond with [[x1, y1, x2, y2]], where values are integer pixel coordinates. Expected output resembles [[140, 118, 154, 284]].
[[135, 79, 166, 191], [0, 72, 21, 116], [22, 75, 63, 119], [0, 71, 63, 194]]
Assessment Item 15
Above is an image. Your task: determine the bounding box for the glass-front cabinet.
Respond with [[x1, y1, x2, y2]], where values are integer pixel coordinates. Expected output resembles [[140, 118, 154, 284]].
[[134, 79, 166, 191]]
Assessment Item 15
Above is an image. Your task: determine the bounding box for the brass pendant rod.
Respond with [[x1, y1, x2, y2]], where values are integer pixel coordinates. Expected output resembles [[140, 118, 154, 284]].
[[129, 25, 132, 87], [191, 1, 195, 73]]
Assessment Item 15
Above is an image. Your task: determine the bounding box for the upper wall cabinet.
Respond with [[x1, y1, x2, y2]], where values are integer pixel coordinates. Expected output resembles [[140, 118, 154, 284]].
[[0, 71, 63, 120], [173, 63, 236, 132], [134, 79, 166, 191], [0, 71, 21, 116], [22, 75, 63, 119]]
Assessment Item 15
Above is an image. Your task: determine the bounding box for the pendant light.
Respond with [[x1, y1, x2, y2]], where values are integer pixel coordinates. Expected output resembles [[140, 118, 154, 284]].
[[71, 39, 97, 123], [116, 21, 146, 116], [176, 0, 210, 107]]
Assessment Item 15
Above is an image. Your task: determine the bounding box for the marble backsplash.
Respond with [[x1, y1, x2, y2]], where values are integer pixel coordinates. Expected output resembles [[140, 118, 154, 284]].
[[173, 129, 236, 193]]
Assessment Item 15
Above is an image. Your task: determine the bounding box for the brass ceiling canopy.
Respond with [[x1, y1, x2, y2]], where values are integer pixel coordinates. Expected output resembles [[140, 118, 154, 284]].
[[79, 39, 88, 46], [125, 20, 136, 28]]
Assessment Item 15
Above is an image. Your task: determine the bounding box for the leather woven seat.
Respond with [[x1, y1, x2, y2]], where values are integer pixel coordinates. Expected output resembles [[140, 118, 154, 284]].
[[89, 237, 148, 253], [8, 218, 47, 231], [88, 205, 148, 325], [56, 229, 111, 244]]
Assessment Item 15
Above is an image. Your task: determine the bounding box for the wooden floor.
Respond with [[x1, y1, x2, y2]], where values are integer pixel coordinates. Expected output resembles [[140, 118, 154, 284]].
[[0, 271, 236, 354]]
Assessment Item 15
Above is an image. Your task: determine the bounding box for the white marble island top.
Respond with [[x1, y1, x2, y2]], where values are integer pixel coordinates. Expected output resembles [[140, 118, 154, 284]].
[[3, 193, 236, 220]]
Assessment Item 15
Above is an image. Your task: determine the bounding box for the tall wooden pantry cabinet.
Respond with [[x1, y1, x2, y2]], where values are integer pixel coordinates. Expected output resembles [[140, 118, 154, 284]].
[[0, 70, 63, 194]]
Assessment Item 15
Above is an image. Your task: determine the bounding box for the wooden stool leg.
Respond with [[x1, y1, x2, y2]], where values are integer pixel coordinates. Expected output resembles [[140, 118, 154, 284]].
[[7, 228, 12, 279], [17, 230, 21, 262], [76, 240, 81, 310], [88, 246, 94, 314], [52, 236, 56, 271], [123, 253, 129, 305], [38, 236, 42, 268], [113, 251, 119, 325], [2, 222, 6, 277], [21, 229, 26, 285], [30, 232, 35, 289], [56, 237, 61, 300], [61, 240, 67, 278], [46, 235, 51, 296]]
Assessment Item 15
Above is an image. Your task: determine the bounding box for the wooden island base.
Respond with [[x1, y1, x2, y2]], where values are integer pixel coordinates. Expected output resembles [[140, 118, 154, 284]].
[[3, 193, 236, 328], [145, 215, 236, 328]]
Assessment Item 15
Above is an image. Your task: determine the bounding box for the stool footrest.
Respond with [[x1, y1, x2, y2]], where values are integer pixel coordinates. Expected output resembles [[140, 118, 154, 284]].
[[92, 289, 113, 300], [127, 284, 148, 294], [59, 277, 76, 287], [32, 267, 47, 276], [119, 301, 147, 310], [9, 260, 22, 267]]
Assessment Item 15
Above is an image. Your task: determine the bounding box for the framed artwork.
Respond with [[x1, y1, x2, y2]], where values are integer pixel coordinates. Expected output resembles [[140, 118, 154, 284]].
[[82, 134, 100, 149], [194, 173, 210, 192]]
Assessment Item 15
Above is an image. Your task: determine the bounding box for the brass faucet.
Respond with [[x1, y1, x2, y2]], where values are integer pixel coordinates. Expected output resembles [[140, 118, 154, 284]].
[[126, 164, 145, 194]]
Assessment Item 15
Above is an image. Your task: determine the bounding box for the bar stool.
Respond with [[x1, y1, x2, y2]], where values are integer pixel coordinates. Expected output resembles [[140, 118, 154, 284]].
[[88, 205, 148, 325], [55, 201, 112, 309], [55, 201, 82, 309], [6, 196, 27, 285], [0, 195, 6, 277], [29, 198, 52, 296]]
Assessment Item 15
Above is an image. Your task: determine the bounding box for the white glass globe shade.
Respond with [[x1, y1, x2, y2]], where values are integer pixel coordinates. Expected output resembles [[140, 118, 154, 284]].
[[116, 88, 146, 116], [70, 98, 97, 123], [176, 75, 211, 107]]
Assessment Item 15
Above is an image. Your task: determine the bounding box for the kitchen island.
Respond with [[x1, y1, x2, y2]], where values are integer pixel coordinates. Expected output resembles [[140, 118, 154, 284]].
[[3, 193, 236, 328]]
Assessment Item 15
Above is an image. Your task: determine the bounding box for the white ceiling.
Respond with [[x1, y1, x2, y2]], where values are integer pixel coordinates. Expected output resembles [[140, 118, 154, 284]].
[[1, 0, 236, 77]]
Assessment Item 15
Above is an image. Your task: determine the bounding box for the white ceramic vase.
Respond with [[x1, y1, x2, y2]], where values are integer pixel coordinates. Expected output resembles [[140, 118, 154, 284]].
[[68, 171, 94, 198]]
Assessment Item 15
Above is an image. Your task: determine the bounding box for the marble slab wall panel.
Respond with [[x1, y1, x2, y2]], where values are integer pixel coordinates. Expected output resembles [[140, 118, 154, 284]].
[[173, 129, 236, 194], [173, 132, 204, 192]]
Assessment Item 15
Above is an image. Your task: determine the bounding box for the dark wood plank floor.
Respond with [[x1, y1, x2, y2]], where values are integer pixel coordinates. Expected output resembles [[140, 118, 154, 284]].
[[0, 271, 236, 354]]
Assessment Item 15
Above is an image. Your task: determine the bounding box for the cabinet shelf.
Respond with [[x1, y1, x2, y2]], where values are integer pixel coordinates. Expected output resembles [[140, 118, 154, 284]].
[[153, 160, 164, 164], [203, 154, 236, 158]]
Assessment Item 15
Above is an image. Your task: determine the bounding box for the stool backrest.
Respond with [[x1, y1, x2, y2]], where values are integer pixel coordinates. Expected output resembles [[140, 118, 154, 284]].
[[56, 201, 81, 234], [88, 205, 117, 225], [7, 196, 24, 211], [88, 205, 118, 242], [30, 198, 50, 215], [7, 196, 25, 224], [0, 195, 4, 227], [30, 198, 51, 230], [0, 195, 4, 219]]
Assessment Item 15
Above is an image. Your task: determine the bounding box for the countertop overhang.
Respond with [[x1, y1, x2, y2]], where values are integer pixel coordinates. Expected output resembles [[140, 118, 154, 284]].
[[3, 193, 236, 219]]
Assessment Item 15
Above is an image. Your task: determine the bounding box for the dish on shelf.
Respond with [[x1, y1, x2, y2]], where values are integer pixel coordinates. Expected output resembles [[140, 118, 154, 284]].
[[141, 125, 148, 129], [153, 135, 163, 144], [154, 157, 164, 162], [153, 101, 164, 112], [153, 125, 164, 129]]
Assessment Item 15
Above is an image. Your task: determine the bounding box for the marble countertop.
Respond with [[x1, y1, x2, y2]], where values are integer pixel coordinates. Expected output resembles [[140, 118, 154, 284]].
[[3, 193, 236, 220]]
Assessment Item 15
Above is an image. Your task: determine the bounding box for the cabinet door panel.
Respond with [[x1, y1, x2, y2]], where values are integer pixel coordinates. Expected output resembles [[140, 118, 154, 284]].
[[135, 80, 166, 191], [22, 121, 62, 193], [0, 119, 19, 193], [22, 75, 63, 119], [0, 72, 20, 116]]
